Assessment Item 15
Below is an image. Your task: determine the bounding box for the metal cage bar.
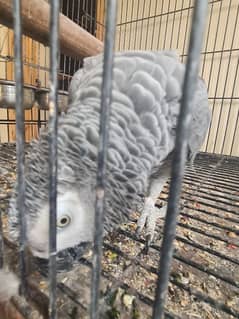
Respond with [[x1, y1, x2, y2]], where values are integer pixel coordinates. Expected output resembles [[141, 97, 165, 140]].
[[48, 1, 60, 318], [152, 1, 209, 318], [13, 0, 27, 296], [0, 206, 4, 268], [90, 1, 117, 318]]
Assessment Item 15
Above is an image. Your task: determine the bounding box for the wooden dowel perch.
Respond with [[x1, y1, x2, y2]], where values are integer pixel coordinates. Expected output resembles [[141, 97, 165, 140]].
[[0, 0, 104, 59]]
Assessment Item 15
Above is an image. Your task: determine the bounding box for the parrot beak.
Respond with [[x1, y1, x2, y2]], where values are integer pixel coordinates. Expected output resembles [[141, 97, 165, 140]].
[[56, 241, 91, 271], [33, 242, 91, 273]]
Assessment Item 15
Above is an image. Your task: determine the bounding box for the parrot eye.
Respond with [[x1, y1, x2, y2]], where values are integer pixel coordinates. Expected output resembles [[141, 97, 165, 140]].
[[57, 215, 71, 228]]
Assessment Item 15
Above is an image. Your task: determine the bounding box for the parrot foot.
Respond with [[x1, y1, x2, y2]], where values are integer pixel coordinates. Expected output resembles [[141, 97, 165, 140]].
[[136, 197, 167, 250]]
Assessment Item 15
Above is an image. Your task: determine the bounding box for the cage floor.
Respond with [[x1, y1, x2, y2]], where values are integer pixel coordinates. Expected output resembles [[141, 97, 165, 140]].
[[0, 143, 239, 319]]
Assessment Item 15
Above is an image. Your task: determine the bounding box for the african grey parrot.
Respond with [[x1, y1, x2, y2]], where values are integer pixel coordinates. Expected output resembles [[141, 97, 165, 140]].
[[8, 50, 211, 259]]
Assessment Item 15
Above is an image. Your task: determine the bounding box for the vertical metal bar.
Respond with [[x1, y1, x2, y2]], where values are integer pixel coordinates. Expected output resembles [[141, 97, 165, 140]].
[[44, 109, 47, 130], [30, 109, 33, 139], [181, 0, 192, 62], [82, 0, 86, 28], [60, 0, 63, 14], [162, 1, 170, 49], [169, 1, 177, 49], [37, 42, 41, 134], [30, 38, 34, 138], [72, 0, 77, 76], [6, 30, 11, 142], [222, 56, 239, 154], [156, 0, 164, 50], [152, 2, 208, 319], [0, 210, 4, 268], [139, 0, 147, 49], [67, 0, 75, 89], [102, 0, 106, 41], [127, 0, 134, 50], [66, 0, 71, 90], [230, 99, 239, 155], [176, 0, 184, 49], [66, 0, 70, 20], [117, 0, 125, 50], [144, 0, 153, 50], [62, 0, 69, 91], [90, 0, 94, 34], [90, 1, 117, 318], [37, 108, 41, 133], [132, 0, 141, 50], [48, 0, 59, 318], [122, 0, 130, 50], [73, 0, 81, 75], [44, 44, 47, 88], [13, 0, 27, 296], [72, 0, 75, 24], [149, 0, 158, 50], [201, 1, 214, 77], [7, 109, 10, 142]]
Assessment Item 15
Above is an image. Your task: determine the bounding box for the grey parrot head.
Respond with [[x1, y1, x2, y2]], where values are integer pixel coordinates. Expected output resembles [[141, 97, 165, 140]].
[[27, 184, 95, 259], [8, 126, 97, 260]]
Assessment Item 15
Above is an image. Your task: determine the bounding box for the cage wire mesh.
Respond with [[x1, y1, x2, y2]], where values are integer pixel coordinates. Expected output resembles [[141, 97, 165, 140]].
[[114, 0, 239, 157], [0, 0, 239, 319], [0, 0, 97, 142]]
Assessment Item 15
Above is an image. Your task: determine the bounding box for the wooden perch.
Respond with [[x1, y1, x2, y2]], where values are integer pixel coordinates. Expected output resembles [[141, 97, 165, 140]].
[[0, 0, 103, 59]]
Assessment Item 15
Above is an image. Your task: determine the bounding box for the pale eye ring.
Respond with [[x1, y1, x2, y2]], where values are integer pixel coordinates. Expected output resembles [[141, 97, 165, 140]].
[[57, 215, 71, 228]]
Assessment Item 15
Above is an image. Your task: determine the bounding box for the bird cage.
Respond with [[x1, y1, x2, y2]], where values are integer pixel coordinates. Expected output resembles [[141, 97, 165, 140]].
[[0, 1, 238, 319]]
